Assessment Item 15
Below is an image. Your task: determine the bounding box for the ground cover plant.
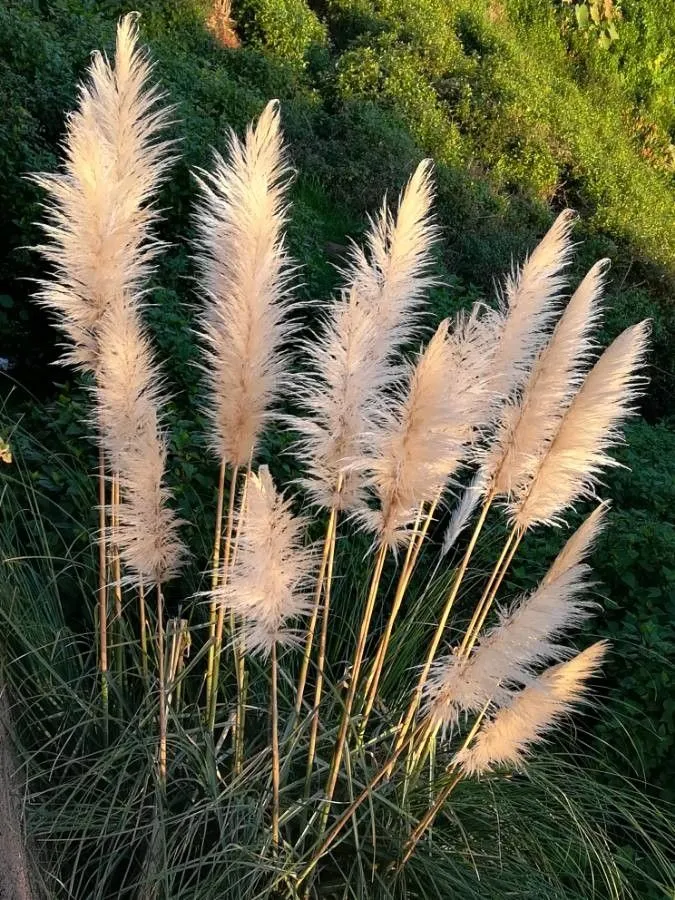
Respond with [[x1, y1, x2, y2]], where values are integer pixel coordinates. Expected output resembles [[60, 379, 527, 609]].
[[1, 16, 673, 898]]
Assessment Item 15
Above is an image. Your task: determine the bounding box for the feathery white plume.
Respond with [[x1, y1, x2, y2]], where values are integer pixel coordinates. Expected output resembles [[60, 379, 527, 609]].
[[346, 159, 438, 351], [512, 321, 650, 529], [441, 470, 488, 556], [292, 288, 387, 511], [454, 641, 608, 775], [427, 505, 606, 732], [32, 14, 172, 372], [543, 501, 609, 586], [487, 210, 576, 403], [484, 260, 608, 498], [95, 297, 186, 584], [291, 161, 438, 512], [356, 312, 494, 548], [194, 100, 295, 467], [216, 466, 315, 657], [425, 561, 596, 732]]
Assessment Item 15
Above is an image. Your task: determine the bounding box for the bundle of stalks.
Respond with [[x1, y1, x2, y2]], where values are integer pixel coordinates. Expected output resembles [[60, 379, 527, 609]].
[[31, 15, 183, 780], [32, 37, 655, 889], [193, 99, 296, 734], [212, 465, 314, 844]]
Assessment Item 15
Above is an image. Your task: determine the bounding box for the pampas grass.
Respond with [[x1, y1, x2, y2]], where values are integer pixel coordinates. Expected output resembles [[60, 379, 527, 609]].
[[453, 641, 609, 775], [193, 98, 296, 732], [20, 22, 669, 896], [30, 14, 180, 759]]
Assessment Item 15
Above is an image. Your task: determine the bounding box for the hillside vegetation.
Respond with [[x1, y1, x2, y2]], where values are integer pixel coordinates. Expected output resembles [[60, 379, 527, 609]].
[[0, 0, 673, 801]]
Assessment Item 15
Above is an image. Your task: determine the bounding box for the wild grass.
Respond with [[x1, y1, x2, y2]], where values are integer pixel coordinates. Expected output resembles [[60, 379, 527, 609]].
[[0, 15, 673, 899]]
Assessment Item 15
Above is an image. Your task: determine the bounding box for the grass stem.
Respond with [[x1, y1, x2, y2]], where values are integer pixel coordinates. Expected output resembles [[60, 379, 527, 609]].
[[361, 496, 438, 729], [209, 463, 239, 732], [156, 583, 167, 786], [298, 719, 428, 885], [271, 641, 280, 848], [397, 700, 490, 870], [111, 471, 123, 678], [232, 462, 252, 775], [457, 525, 520, 658], [321, 541, 388, 826], [205, 459, 226, 721], [97, 448, 109, 740], [139, 577, 148, 681], [392, 493, 493, 757], [294, 490, 341, 723], [304, 509, 338, 794]]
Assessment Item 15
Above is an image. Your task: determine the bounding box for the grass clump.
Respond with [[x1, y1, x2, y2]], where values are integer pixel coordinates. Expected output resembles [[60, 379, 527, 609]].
[[1, 18, 673, 898]]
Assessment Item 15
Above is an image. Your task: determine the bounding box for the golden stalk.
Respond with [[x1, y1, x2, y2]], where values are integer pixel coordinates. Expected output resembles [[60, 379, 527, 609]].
[[111, 472, 124, 677], [361, 495, 439, 729], [396, 700, 490, 870], [139, 577, 148, 680], [97, 448, 109, 736], [271, 641, 280, 847], [156, 584, 167, 786], [208, 463, 240, 732], [304, 509, 338, 793], [205, 459, 227, 718], [460, 529, 524, 660], [321, 541, 388, 823], [456, 525, 518, 659], [294, 477, 343, 721], [392, 492, 494, 758], [233, 461, 252, 775], [298, 719, 429, 886]]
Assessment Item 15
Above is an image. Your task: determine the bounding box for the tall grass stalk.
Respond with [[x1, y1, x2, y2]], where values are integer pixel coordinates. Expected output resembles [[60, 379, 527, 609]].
[[208, 462, 239, 732], [303, 505, 338, 787], [270, 641, 280, 847], [361, 497, 434, 727], [392, 493, 494, 757], [204, 458, 226, 713], [156, 584, 167, 785], [97, 448, 109, 735], [322, 541, 388, 821], [293, 504, 338, 722]]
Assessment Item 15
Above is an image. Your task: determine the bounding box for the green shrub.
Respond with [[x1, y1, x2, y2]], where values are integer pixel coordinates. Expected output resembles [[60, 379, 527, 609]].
[[234, 0, 327, 70]]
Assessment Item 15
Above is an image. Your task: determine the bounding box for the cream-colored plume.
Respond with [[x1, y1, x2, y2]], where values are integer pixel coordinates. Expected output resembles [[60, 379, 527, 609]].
[[543, 501, 609, 585], [292, 288, 387, 511], [427, 504, 607, 731], [487, 210, 577, 403], [511, 321, 649, 529], [454, 641, 608, 775], [216, 467, 314, 657], [96, 297, 186, 584], [357, 311, 494, 547], [292, 161, 438, 512], [194, 100, 294, 467], [425, 562, 597, 732], [32, 14, 172, 372], [483, 260, 608, 498], [346, 159, 438, 352]]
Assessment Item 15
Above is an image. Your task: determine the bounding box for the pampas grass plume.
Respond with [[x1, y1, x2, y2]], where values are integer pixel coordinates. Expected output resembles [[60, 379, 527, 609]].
[[347, 159, 438, 351], [194, 100, 295, 468], [32, 14, 172, 372], [487, 210, 576, 402], [513, 321, 650, 529], [217, 466, 315, 657], [454, 641, 608, 775], [96, 298, 185, 584], [486, 259, 608, 498]]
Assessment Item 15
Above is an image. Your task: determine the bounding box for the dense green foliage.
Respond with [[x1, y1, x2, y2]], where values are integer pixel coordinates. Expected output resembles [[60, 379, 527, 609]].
[[0, 0, 673, 892]]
